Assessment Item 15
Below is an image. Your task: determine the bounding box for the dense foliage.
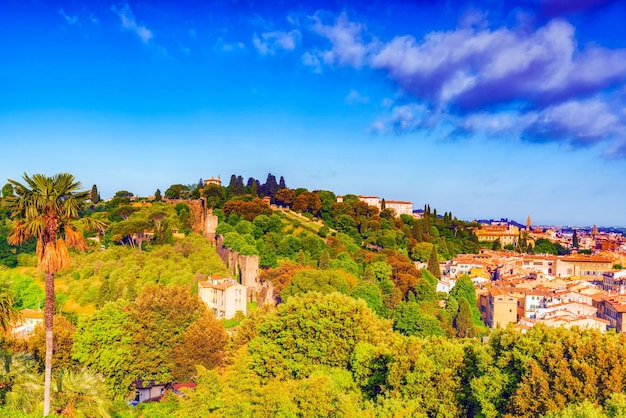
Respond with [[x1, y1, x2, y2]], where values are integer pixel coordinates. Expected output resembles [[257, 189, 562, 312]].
[[1, 173, 616, 417]]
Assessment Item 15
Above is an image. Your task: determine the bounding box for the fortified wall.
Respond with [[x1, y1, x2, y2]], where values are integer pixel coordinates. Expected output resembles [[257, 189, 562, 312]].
[[215, 234, 259, 288], [204, 207, 274, 304], [163, 198, 206, 235]]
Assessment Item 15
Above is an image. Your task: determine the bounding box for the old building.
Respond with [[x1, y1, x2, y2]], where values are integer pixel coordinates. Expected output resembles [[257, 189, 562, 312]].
[[198, 277, 247, 319]]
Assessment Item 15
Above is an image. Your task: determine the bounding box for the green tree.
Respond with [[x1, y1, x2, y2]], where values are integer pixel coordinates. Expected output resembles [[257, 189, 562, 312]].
[[127, 285, 206, 386], [351, 281, 384, 315], [29, 314, 77, 373], [319, 249, 330, 270], [281, 270, 350, 299], [1, 183, 14, 199], [72, 300, 134, 397], [164, 184, 188, 199], [5, 173, 104, 416], [544, 401, 606, 418], [154, 188, 162, 202], [450, 275, 483, 326], [203, 184, 226, 208], [572, 230, 579, 249], [90, 184, 100, 205], [248, 292, 392, 379], [393, 301, 446, 337], [533, 238, 558, 255], [171, 312, 229, 382], [113, 204, 138, 220], [454, 297, 475, 338], [427, 245, 441, 279]]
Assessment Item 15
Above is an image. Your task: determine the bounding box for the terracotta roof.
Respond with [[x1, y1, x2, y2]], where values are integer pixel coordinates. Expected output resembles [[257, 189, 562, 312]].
[[172, 383, 197, 391], [561, 255, 612, 263], [21, 309, 43, 319], [604, 298, 626, 313], [385, 200, 412, 205], [198, 277, 240, 290]]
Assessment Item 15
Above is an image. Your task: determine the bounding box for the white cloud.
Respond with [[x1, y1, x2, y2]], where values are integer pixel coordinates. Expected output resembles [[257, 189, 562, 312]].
[[215, 37, 245, 52], [302, 51, 322, 73], [111, 3, 153, 44], [253, 30, 300, 55], [381, 98, 394, 108], [344, 90, 369, 105], [310, 12, 374, 68], [59, 9, 79, 25], [304, 11, 626, 156], [370, 120, 386, 134]]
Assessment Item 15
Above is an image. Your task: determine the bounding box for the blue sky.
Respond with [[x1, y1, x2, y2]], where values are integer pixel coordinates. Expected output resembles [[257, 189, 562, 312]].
[[1, 0, 626, 226]]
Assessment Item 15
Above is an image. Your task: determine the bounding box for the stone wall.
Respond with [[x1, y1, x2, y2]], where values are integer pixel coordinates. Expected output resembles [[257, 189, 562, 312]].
[[215, 234, 259, 288], [205, 213, 218, 242], [163, 198, 206, 234]]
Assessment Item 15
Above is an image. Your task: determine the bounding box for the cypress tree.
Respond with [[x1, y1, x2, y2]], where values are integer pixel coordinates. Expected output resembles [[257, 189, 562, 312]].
[[251, 181, 258, 197], [411, 221, 423, 242], [90, 184, 101, 204], [427, 245, 441, 279], [154, 189, 162, 202], [572, 230, 579, 249], [454, 298, 475, 338], [319, 250, 329, 270]]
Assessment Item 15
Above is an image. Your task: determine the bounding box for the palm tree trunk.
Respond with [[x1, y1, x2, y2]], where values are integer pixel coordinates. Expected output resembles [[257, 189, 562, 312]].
[[43, 271, 54, 416]]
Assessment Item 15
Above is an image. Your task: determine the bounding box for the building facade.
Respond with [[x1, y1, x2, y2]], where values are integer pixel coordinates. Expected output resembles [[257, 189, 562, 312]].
[[198, 277, 247, 319]]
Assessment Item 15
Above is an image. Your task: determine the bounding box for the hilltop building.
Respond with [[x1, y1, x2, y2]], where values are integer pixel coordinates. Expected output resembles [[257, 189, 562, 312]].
[[204, 176, 221, 187], [336, 195, 413, 216], [474, 224, 519, 248]]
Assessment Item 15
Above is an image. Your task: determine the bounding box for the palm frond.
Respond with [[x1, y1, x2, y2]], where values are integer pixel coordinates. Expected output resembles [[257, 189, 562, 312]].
[[64, 225, 87, 251]]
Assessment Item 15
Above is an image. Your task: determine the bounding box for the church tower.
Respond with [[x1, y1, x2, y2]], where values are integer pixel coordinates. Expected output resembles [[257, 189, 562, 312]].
[[526, 215, 531, 231]]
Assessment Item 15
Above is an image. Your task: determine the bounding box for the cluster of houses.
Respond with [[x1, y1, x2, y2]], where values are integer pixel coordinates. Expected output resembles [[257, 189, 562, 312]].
[[473, 217, 626, 253], [435, 248, 626, 333]]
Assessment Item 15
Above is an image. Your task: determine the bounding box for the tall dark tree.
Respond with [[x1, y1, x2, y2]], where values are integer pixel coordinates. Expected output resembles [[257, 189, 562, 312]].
[[228, 175, 245, 196], [262, 173, 279, 197], [572, 229, 579, 249], [454, 297, 475, 338], [427, 245, 441, 279], [90, 184, 101, 204], [154, 188, 162, 202], [251, 181, 258, 197], [5, 173, 105, 416], [279, 176, 286, 189], [411, 221, 423, 242], [319, 249, 330, 270]]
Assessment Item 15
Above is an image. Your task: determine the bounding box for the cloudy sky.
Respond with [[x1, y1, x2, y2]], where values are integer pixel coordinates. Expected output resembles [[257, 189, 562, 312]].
[[1, 0, 626, 226]]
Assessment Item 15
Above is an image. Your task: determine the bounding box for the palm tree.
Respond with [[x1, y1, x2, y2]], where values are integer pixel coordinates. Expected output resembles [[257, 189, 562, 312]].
[[0, 283, 21, 335], [3, 173, 104, 416], [52, 369, 112, 418], [1, 351, 43, 414]]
